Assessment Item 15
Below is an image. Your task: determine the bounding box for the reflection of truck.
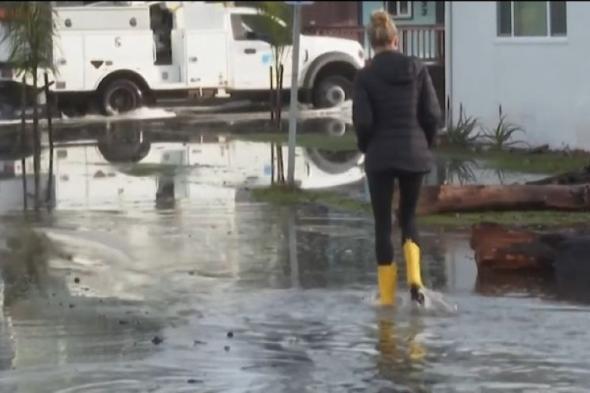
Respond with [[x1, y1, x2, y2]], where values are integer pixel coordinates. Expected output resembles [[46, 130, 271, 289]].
[[0, 2, 364, 115]]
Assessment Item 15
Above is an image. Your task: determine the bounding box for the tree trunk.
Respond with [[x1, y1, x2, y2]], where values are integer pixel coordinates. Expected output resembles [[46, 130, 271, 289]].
[[269, 66, 275, 123], [44, 72, 54, 208], [32, 70, 40, 211], [470, 223, 559, 272], [471, 222, 590, 272], [412, 184, 590, 215], [275, 64, 285, 184], [270, 142, 275, 185], [471, 223, 590, 302], [20, 76, 28, 211]]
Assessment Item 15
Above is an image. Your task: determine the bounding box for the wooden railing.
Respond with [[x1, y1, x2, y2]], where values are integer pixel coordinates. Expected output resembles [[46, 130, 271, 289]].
[[303, 24, 445, 64], [399, 25, 445, 64]]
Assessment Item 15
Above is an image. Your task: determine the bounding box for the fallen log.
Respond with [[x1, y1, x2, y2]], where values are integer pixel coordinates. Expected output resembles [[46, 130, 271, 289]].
[[411, 184, 590, 215], [470, 222, 590, 272], [471, 223, 590, 302], [470, 223, 560, 272]]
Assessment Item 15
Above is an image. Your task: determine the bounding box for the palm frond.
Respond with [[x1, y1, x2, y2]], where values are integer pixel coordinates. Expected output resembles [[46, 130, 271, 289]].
[[239, 1, 293, 66], [1, 2, 57, 78]]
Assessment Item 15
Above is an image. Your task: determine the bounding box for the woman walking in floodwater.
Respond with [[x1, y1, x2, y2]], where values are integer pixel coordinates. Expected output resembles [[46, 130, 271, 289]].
[[353, 11, 442, 306]]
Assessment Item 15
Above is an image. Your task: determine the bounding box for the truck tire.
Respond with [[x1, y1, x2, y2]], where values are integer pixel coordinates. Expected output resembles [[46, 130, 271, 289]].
[[100, 79, 143, 116], [312, 75, 352, 109]]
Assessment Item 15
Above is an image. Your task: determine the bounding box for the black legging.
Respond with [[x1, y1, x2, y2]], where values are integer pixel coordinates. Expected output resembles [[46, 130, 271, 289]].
[[367, 169, 423, 265]]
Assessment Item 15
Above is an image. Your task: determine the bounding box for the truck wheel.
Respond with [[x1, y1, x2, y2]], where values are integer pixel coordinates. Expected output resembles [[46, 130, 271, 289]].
[[312, 75, 352, 109], [101, 79, 143, 116]]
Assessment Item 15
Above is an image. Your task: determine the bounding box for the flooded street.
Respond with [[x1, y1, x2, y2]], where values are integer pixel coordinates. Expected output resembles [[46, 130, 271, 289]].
[[1, 114, 590, 392]]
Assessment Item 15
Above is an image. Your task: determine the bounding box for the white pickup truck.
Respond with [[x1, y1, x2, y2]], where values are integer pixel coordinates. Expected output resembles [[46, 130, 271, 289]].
[[0, 1, 365, 115]]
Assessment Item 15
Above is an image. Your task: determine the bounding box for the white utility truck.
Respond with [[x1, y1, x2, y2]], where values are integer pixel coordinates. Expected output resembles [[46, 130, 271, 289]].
[[0, 1, 364, 115]]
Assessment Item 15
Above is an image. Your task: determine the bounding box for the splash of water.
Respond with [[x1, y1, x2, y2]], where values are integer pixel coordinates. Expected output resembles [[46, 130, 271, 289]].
[[366, 287, 458, 316]]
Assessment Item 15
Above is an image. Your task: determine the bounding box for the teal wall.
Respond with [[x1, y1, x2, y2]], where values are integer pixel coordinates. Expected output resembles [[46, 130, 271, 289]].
[[362, 1, 438, 26]]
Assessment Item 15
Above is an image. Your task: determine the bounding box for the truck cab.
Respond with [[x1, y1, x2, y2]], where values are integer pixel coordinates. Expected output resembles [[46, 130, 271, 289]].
[[0, 2, 365, 115]]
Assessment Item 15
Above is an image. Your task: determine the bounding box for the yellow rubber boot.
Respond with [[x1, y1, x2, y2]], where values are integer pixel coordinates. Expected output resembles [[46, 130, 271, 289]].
[[377, 264, 397, 306], [404, 240, 425, 304], [404, 240, 423, 288]]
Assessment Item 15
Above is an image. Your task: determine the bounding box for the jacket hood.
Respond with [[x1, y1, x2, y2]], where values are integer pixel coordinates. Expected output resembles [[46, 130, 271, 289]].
[[369, 51, 417, 84]]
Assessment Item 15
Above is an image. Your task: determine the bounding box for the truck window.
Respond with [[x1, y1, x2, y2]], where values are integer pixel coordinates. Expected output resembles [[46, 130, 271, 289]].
[[230, 13, 284, 42], [150, 4, 173, 65], [231, 14, 255, 41]]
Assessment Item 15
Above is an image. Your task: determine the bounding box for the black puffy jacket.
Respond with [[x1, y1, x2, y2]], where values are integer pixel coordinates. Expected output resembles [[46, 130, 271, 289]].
[[352, 50, 442, 173]]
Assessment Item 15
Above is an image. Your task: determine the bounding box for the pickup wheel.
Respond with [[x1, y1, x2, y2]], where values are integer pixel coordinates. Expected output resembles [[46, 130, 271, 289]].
[[312, 75, 352, 109], [100, 79, 143, 116]]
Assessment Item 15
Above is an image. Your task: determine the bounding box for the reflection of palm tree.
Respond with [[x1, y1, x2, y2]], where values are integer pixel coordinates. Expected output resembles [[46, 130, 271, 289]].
[[445, 158, 477, 185], [0, 129, 34, 161], [494, 168, 507, 185]]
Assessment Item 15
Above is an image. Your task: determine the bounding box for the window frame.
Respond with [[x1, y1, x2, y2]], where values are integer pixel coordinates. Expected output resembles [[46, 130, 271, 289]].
[[497, 1, 567, 38], [385, 1, 413, 20]]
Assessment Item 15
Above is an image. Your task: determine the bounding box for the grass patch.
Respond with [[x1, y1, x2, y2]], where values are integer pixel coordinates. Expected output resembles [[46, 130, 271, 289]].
[[118, 163, 180, 177], [420, 211, 590, 229], [238, 133, 588, 174], [252, 185, 590, 229], [251, 185, 370, 213], [438, 147, 590, 174]]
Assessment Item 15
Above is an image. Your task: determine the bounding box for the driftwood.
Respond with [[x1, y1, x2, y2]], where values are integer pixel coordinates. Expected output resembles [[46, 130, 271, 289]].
[[413, 184, 590, 215], [470, 223, 561, 272], [470, 223, 590, 272], [471, 223, 590, 301]]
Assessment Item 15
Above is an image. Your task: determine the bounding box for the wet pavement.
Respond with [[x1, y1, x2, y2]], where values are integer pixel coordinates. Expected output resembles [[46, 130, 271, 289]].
[[1, 113, 590, 392]]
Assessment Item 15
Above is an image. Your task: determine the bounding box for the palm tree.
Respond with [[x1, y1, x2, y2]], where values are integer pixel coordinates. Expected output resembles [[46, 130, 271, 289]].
[[241, 2, 292, 184], [1, 2, 57, 210]]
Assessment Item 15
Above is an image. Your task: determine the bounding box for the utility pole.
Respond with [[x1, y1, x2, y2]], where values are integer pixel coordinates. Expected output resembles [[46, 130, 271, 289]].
[[286, 2, 302, 186]]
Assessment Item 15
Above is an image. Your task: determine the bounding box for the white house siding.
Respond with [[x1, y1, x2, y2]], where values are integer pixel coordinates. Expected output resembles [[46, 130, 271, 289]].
[[448, 1, 590, 150]]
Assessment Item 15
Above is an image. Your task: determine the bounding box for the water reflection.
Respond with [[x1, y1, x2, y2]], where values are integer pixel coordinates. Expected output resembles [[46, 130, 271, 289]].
[[0, 224, 165, 392], [375, 316, 428, 391], [0, 121, 364, 212], [96, 124, 151, 163], [2, 116, 590, 391]]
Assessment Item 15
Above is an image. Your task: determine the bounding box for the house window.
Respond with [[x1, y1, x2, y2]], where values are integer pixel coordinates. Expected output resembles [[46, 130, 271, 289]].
[[497, 1, 567, 37], [386, 1, 412, 19]]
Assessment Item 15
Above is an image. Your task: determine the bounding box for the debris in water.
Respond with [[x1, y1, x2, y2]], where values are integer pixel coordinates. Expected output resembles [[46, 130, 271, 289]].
[[188, 271, 195, 276], [194, 340, 205, 346], [69, 304, 75, 309], [74, 277, 80, 284], [152, 336, 164, 345], [224, 345, 230, 352], [227, 331, 234, 338], [187, 379, 202, 384], [118, 320, 129, 325]]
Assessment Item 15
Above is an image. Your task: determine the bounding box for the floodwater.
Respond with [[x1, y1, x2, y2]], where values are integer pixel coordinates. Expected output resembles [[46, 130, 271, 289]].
[[1, 113, 590, 392]]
